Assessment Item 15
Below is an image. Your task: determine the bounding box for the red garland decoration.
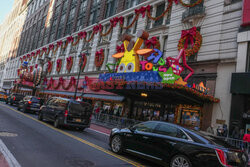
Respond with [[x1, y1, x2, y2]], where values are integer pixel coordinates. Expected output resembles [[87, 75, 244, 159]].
[[57, 41, 63, 47], [48, 61, 53, 74], [31, 52, 35, 57], [17, 69, 21, 76], [110, 17, 124, 27], [67, 36, 74, 43], [95, 49, 104, 68], [144, 37, 161, 49], [79, 53, 87, 71], [179, 0, 203, 7], [35, 64, 38, 68], [56, 59, 62, 73], [135, 5, 151, 18], [116, 44, 125, 53], [66, 56, 73, 72], [178, 27, 202, 57], [27, 54, 31, 60], [49, 44, 54, 50], [62, 76, 76, 90], [36, 49, 41, 56], [93, 24, 102, 34], [78, 31, 87, 39], [20, 57, 23, 63], [29, 66, 33, 72], [23, 55, 27, 61]]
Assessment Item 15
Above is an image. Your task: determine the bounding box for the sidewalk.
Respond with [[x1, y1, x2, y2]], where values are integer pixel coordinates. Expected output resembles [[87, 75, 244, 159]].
[[0, 153, 9, 167], [0, 139, 21, 167], [89, 123, 112, 135]]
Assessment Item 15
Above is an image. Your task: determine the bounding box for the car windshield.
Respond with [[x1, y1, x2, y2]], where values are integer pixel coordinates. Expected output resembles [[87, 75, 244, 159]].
[[31, 97, 41, 103]]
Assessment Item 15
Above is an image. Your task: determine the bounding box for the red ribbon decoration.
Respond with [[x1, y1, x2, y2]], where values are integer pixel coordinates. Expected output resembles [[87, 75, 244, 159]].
[[93, 24, 102, 34], [110, 16, 124, 27], [27, 54, 31, 60], [23, 55, 26, 60], [48, 61, 53, 73], [144, 37, 158, 48], [31, 52, 35, 57], [56, 59, 62, 68], [36, 50, 41, 55], [67, 36, 74, 43], [49, 44, 54, 50], [66, 56, 72, 63], [42, 47, 47, 52], [70, 76, 76, 85], [95, 48, 104, 67], [78, 31, 87, 39], [20, 57, 23, 62], [168, 0, 179, 4], [135, 5, 151, 18], [116, 44, 125, 53], [181, 27, 197, 49], [57, 41, 63, 47], [59, 77, 64, 83], [35, 64, 38, 68]]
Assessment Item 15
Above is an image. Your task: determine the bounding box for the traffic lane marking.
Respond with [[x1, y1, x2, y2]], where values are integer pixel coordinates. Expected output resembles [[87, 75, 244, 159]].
[[0, 104, 144, 167]]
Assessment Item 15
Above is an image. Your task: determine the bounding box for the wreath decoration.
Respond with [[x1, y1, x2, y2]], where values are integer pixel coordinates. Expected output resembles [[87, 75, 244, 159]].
[[178, 27, 202, 57], [144, 37, 161, 49], [48, 61, 53, 74], [179, 0, 203, 8], [95, 49, 104, 68], [79, 53, 87, 71], [56, 59, 62, 73], [66, 56, 73, 72]]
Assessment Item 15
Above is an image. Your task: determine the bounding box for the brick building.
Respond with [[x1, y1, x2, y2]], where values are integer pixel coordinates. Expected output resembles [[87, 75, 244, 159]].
[[0, 0, 248, 131]]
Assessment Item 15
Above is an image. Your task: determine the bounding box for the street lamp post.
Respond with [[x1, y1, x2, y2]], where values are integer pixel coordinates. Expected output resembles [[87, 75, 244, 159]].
[[74, 48, 88, 100], [74, 54, 83, 100]]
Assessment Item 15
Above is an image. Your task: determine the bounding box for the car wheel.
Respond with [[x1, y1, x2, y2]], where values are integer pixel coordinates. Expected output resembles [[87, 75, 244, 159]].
[[22, 106, 27, 113], [54, 117, 60, 128], [17, 106, 20, 111], [38, 112, 43, 121], [170, 155, 192, 167], [111, 135, 123, 154]]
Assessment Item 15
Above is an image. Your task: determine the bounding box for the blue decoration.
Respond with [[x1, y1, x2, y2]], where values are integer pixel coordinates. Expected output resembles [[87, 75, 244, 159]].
[[99, 71, 162, 83], [147, 49, 163, 64]]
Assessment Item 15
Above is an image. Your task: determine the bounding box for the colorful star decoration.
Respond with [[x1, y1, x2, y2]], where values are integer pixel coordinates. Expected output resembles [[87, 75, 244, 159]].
[[159, 67, 180, 84], [166, 49, 194, 82], [175, 77, 187, 86]]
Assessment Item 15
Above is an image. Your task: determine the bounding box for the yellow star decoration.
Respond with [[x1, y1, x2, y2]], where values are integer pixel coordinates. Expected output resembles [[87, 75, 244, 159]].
[[175, 77, 187, 86]]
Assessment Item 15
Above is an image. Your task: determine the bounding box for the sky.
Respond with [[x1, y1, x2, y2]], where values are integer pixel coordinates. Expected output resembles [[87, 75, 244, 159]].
[[0, 0, 14, 24]]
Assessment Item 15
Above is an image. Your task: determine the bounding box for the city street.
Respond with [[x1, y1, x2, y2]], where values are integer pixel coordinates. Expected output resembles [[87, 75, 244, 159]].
[[0, 103, 156, 167]]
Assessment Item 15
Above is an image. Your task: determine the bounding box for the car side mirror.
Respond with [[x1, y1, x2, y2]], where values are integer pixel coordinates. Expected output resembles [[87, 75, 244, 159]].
[[129, 126, 136, 133]]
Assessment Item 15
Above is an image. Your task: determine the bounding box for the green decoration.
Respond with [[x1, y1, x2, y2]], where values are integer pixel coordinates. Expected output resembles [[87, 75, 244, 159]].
[[159, 67, 180, 84]]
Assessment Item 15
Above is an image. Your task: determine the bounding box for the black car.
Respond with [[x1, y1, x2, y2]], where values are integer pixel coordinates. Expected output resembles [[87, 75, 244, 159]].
[[17, 96, 44, 113], [109, 121, 248, 167], [6, 93, 25, 106], [38, 97, 92, 131]]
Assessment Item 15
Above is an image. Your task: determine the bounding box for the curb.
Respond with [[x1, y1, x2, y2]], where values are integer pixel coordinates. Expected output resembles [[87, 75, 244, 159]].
[[0, 139, 21, 167]]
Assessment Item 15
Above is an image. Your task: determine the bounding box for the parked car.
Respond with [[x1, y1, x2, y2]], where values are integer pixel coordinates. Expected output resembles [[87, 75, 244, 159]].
[[109, 121, 248, 167], [0, 91, 6, 101], [38, 97, 92, 131], [17, 96, 44, 113], [6, 93, 25, 106]]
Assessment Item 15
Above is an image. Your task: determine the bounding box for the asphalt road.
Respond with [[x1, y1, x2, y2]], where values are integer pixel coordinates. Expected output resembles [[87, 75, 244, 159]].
[[0, 103, 157, 167]]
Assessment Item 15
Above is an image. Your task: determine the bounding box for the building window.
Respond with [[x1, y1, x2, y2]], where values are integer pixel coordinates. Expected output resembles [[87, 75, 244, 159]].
[[154, 3, 165, 27], [88, 0, 101, 26], [105, 0, 118, 18], [125, 0, 141, 9], [124, 15, 137, 34], [247, 42, 250, 72], [76, 0, 87, 31]]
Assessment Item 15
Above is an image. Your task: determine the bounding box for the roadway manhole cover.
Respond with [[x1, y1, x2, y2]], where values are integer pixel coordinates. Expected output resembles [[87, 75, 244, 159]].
[[0, 132, 18, 137], [65, 158, 95, 167]]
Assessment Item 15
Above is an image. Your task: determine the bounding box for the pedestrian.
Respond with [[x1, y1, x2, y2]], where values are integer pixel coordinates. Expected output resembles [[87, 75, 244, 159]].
[[206, 126, 215, 135], [95, 107, 100, 120], [232, 126, 240, 139], [222, 124, 228, 137]]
